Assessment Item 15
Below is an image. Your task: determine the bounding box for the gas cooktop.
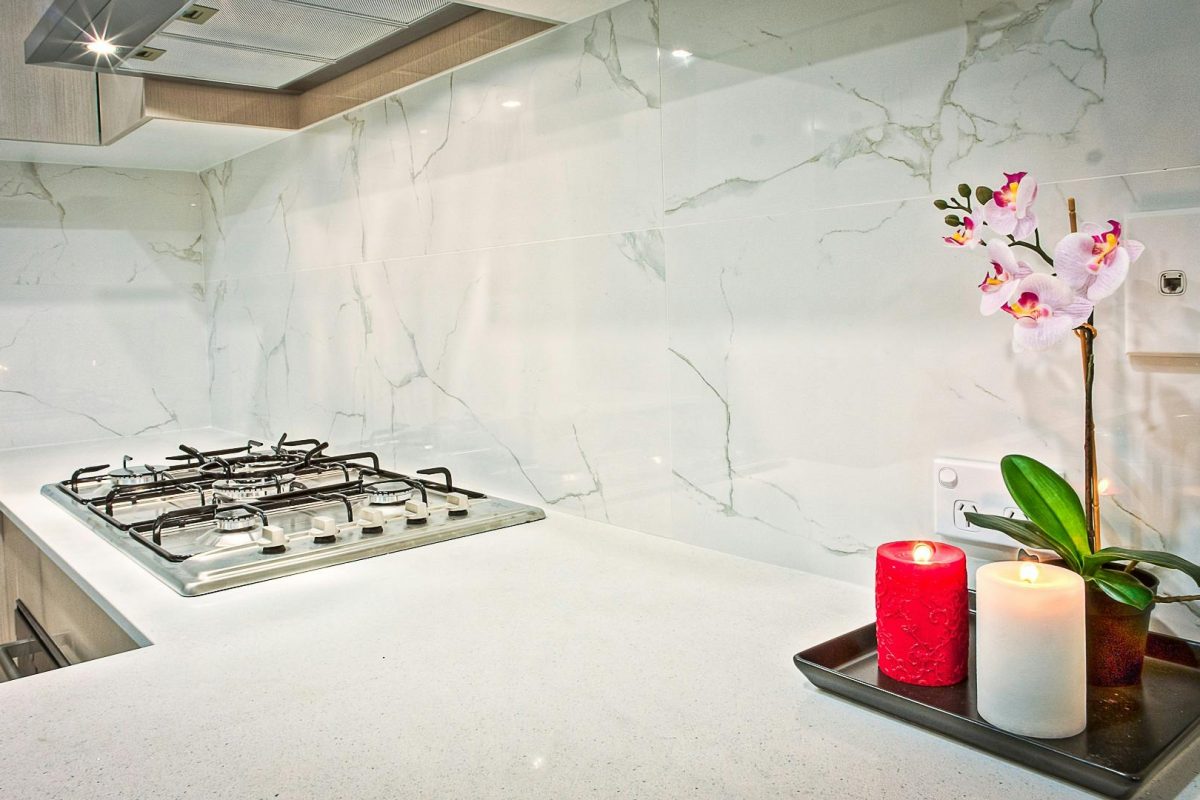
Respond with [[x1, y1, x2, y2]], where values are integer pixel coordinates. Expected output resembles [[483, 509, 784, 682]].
[[42, 435, 545, 596]]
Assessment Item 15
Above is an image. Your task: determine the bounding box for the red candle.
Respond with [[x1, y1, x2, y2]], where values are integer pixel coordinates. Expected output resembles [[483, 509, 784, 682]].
[[875, 540, 969, 686]]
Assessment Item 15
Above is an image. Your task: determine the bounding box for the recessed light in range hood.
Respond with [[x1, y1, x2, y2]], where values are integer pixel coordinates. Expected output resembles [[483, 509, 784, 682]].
[[25, 0, 480, 91]]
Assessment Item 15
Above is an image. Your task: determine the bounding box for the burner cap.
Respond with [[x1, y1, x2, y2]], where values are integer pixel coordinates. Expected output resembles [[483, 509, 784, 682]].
[[214, 506, 260, 532], [366, 480, 414, 506], [109, 463, 168, 486], [212, 474, 295, 501]]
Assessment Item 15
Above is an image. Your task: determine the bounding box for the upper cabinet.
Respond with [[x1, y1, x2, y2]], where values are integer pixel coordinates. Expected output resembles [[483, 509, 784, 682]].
[[0, 0, 100, 145], [108, 9, 554, 133], [0, 0, 584, 169]]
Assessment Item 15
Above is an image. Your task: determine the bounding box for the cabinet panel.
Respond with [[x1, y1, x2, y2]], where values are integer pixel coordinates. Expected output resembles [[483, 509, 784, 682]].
[[1, 515, 139, 665], [1, 515, 44, 629], [40, 552, 138, 662], [0, 0, 100, 145], [97, 73, 147, 144]]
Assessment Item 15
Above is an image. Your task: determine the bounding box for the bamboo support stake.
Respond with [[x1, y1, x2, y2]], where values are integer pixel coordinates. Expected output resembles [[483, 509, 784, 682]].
[[1068, 197, 1102, 553]]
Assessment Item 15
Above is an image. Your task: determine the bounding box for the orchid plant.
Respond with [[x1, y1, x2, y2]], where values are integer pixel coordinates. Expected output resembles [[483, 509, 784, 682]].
[[933, 173, 1200, 609], [938, 172, 1142, 353]]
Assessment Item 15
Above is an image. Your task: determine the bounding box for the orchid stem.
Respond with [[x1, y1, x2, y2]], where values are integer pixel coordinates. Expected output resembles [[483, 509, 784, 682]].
[[1068, 196, 1102, 554], [1008, 236, 1055, 266], [1155, 594, 1200, 604]]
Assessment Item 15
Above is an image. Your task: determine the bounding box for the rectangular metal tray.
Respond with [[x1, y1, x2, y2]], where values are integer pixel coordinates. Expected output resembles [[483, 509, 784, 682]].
[[794, 602, 1200, 797]]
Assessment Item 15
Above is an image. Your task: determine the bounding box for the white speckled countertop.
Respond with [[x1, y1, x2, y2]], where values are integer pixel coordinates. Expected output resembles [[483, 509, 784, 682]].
[[1, 430, 1198, 799]]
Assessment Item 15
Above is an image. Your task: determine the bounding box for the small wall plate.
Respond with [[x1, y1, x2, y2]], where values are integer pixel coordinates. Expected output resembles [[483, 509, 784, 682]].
[[1125, 209, 1200, 357]]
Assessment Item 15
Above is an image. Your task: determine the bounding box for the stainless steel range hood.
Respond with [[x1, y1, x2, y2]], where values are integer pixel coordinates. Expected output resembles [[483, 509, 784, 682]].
[[25, 0, 481, 91]]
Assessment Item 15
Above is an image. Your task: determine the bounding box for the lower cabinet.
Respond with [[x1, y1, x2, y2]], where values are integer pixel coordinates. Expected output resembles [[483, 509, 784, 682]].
[[0, 514, 140, 680]]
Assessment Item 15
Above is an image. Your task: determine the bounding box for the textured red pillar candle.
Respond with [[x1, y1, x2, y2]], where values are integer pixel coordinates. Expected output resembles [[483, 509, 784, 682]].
[[875, 540, 969, 686]]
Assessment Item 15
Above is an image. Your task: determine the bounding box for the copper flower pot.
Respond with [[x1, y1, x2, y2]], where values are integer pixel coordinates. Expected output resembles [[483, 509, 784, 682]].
[[1086, 568, 1159, 687]]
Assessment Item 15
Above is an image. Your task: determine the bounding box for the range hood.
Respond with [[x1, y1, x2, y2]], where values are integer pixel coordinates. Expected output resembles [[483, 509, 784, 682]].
[[25, 0, 485, 91]]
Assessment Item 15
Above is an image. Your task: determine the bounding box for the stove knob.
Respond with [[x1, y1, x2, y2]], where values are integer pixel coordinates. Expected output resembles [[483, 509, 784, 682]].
[[405, 499, 429, 526], [259, 525, 287, 554], [359, 507, 385, 535], [312, 515, 337, 544], [446, 492, 470, 517]]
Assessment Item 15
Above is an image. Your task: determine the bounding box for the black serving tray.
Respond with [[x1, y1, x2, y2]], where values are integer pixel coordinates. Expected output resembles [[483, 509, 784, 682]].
[[794, 600, 1200, 798]]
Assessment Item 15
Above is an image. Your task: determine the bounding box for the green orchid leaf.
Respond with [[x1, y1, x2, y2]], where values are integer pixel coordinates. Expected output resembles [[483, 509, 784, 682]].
[[1084, 547, 1200, 586], [1001, 455, 1091, 558], [1090, 568, 1155, 611], [963, 512, 1080, 571]]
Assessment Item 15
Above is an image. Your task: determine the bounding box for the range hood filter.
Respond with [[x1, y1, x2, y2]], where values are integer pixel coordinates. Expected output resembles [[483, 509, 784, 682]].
[[155, 0, 402, 62], [119, 34, 329, 89]]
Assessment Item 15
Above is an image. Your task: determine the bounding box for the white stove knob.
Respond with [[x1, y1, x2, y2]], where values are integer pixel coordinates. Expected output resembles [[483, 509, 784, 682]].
[[446, 492, 470, 516], [312, 515, 338, 544], [259, 525, 287, 553], [405, 499, 429, 525], [359, 507, 386, 534]]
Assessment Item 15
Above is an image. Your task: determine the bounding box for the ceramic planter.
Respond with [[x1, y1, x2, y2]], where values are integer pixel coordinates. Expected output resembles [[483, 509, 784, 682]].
[[1086, 567, 1160, 687]]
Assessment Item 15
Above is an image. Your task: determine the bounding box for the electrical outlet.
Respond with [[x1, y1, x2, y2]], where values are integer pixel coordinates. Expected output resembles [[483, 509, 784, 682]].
[[934, 458, 1032, 548], [953, 499, 980, 531]]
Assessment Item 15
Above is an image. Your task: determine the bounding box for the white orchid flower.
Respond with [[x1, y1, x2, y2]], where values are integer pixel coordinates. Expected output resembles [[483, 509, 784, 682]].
[[978, 240, 1034, 316], [1001, 273, 1094, 352], [1053, 219, 1145, 302]]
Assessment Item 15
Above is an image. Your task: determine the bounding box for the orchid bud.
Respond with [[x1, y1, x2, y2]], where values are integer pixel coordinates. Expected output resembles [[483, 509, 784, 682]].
[[957, 183, 971, 198], [933, 199, 949, 210], [975, 186, 993, 204], [944, 214, 961, 227]]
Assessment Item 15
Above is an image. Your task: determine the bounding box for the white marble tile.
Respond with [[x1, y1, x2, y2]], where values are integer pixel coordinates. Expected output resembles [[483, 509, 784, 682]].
[[0, 162, 203, 288], [202, 0, 662, 281], [194, 0, 1200, 629], [665, 169, 1200, 611], [0, 161, 209, 449], [209, 230, 671, 532], [659, 0, 1200, 226], [0, 284, 210, 450]]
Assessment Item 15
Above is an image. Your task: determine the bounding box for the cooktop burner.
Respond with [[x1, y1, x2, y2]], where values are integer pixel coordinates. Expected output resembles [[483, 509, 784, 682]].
[[42, 435, 545, 596], [108, 456, 170, 487]]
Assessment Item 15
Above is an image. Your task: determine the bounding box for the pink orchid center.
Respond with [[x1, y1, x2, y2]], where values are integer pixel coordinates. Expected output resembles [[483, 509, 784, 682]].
[[978, 262, 1011, 293], [993, 172, 1027, 209], [945, 217, 975, 247], [1002, 291, 1049, 324], [1088, 224, 1121, 271], [995, 181, 1018, 208]]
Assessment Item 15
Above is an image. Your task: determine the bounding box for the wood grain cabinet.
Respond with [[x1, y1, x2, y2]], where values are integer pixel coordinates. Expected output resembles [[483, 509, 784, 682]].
[[0, 514, 141, 669], [1, 1, 553, 149], [0, 0, 102, 145]]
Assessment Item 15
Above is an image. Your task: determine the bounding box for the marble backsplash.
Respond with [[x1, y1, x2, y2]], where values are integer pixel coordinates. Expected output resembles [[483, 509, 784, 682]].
[[191, 0, 1199, 627], [0, 163, 209, 450]]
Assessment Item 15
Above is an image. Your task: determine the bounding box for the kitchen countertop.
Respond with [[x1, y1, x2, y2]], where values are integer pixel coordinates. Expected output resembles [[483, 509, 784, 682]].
[[1, 430, 1198, 800]]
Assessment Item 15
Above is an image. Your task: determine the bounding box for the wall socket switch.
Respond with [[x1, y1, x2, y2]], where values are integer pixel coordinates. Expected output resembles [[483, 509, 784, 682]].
[[933, 458, 1030, 548]]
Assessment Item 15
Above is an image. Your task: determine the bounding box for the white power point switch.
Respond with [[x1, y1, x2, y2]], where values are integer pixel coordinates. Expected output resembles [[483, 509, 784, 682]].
[[933, 458, 1033, 548], [1125, 208, 1200, 357]]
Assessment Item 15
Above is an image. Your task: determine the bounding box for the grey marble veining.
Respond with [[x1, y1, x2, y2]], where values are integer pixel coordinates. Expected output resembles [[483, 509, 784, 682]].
[[200, 0, 662, 282], [0, 162, 209, 450], [208, 232, 671, 533], [190, 0, 1200, 629], [660, 0, 1200, 226]]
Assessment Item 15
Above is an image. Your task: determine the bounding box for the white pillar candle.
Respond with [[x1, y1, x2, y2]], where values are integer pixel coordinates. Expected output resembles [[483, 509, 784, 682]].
[[976, 561, 1086, 739]]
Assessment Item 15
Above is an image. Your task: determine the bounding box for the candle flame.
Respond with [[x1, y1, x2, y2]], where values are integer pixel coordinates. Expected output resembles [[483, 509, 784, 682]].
[[1019, 562, 1040, 583], [912, 542, 934, 563]]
